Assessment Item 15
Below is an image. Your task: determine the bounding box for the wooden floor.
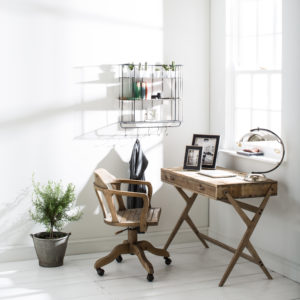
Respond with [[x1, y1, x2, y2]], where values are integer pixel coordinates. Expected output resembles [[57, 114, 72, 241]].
[[1, 242, 300, 300]]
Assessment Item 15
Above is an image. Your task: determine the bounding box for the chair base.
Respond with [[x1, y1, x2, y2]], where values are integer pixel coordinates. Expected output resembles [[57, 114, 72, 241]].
[[94, 228, 170, 279]]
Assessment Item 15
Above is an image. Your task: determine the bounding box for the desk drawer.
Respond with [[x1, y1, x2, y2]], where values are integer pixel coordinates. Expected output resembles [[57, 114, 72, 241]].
[[217, 183, 278, 199], [161, 170, 217, 198], [161, 167, 278, 200]]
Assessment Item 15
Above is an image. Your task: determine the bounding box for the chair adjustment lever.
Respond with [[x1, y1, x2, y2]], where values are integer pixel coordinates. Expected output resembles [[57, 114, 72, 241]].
[[115, 228, 128, 235]]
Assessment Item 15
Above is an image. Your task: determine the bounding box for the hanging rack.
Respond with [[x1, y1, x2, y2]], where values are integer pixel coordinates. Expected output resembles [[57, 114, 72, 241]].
[[75, 123, 172, 140], [118, 63, 183, 129]]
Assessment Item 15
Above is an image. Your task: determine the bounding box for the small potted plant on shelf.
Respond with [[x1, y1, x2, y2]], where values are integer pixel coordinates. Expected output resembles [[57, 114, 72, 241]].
[[170, 61, 176, 78], [29, 177, 83, 267], [163, 64, 172, 79], [128, 62, 135, 77], [154, 63, 161, 78]]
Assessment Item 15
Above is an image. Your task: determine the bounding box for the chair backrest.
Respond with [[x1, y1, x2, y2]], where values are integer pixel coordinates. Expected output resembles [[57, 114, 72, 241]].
[[94, 168, 116, 189], [94, 168, 125, 224]]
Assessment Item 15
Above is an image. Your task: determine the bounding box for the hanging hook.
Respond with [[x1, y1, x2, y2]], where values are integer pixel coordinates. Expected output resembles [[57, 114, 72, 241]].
[[157, 127, 160, 136], [165, 127, 168, 136], [137, 128, 139, 139], [125, 128, 127, 137]]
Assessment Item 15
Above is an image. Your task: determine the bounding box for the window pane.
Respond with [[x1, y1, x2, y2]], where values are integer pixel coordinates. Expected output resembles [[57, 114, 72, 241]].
[[253, 74, 268, 109], [275, 34, 282, 69], [235, 74, 251, 108], [258, 0, 274, 35], [275, 0, 282, 33], [235, 108, 251, 140], [252, 110, 269, 128], [270, 111, 281, 134], [239, 37, 257, 69], [240, 0, 257, 36], [270, 74, 281, 110], [258, 36, 274, 69], [228, 0, 282, 146]]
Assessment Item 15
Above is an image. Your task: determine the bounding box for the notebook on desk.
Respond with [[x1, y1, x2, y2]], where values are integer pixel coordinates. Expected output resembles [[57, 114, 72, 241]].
[[198, 169, 237, 178]]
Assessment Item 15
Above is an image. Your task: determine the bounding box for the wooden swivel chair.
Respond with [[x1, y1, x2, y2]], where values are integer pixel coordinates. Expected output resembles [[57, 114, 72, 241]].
[[93, 168, 171, 282]]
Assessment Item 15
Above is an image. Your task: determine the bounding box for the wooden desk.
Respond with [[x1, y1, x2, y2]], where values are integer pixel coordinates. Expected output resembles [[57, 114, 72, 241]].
[[161, 167, 277, 287]]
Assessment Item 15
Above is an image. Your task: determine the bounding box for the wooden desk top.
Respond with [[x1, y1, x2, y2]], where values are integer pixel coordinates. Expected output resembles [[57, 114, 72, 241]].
[[161, 167, 277, 200]]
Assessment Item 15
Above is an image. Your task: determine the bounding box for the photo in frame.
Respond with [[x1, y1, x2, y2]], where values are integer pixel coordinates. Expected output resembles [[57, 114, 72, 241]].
[[183, 145, 203, 171], [192, 134, 220, 169]]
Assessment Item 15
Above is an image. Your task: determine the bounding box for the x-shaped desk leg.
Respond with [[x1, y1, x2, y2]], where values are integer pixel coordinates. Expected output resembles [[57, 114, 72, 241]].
[[163, 187, 209, 250], [163, 184, 274, 287], [218, 186, 274, 286]]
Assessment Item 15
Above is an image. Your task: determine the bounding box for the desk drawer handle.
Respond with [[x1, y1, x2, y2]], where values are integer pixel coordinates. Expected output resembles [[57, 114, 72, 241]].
[[199, 184, 205, 191]]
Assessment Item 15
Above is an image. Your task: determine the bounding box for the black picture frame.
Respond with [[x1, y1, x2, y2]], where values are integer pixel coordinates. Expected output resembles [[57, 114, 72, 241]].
[[183, 145, 203, 170], [192, 134, 220, 169]]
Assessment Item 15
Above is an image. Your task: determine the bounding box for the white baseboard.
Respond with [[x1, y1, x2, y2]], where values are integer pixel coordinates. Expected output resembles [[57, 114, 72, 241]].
[[208, 228, 300, 284], [0, 227, 209, 263]]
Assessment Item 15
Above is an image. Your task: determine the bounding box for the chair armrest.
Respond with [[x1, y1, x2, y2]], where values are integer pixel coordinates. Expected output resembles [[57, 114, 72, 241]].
[[115, 179, 153, 202], [107, 189, 149, 232]]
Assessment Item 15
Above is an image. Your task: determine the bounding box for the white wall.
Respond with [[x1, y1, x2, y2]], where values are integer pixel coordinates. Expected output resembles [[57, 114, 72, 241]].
[[0, 0, 210, 261], [159, 0, 210, 241], [210, 0, 300, 283]]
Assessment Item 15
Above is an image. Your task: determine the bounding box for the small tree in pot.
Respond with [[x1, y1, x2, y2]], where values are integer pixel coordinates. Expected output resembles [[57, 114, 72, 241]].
[[30, 178, 83, 267]]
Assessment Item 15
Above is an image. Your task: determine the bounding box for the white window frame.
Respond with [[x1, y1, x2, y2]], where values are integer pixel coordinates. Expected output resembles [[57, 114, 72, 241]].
[[225, 0, 282, 154]]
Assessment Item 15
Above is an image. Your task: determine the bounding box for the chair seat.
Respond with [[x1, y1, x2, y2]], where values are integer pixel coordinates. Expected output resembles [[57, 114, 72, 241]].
[[104, 207, 161, 227]]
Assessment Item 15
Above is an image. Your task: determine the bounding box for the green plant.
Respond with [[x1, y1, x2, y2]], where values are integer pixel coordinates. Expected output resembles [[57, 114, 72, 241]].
[[128, 63, 134, 70], [170, 61, 175, 71], [162, 64, 170, 71], [30, 177, 83, 239]]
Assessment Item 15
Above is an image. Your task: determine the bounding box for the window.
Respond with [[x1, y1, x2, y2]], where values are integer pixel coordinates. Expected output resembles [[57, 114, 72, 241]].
[[226, 0, 282, 144]]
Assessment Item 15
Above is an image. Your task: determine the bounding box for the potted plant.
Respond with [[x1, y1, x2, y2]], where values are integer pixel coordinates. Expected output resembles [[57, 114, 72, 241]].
[[126, 62, 135, 78], [162, 64, 170, 78], [169, 61, 176, 78], [29, 178, 83, 267]]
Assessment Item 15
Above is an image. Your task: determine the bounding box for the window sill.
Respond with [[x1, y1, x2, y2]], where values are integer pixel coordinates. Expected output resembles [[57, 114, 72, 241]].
[[219, 149, 280, 165]]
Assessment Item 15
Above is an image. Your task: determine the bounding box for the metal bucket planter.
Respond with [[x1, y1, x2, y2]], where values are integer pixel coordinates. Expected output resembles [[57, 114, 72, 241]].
[[31, 232, 71, 267]]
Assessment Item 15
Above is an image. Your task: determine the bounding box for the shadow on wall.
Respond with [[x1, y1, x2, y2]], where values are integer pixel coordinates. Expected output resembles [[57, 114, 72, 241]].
[[75, 64, 119, 101], [0, 187, 33, 248], [74, 64, 173, 141], [64, 147, 129, 237], [74, 64, 123, 140], [0, 64, 120, 131], [0, 148, 130, 259]]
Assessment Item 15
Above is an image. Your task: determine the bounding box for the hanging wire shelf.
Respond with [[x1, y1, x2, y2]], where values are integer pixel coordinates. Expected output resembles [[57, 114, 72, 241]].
[[119, 63, 183, 129]]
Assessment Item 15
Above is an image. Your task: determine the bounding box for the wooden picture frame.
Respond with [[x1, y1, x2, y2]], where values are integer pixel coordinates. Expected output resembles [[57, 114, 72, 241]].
[[192, 134, 220, 169], [183, 146, 203, 170]]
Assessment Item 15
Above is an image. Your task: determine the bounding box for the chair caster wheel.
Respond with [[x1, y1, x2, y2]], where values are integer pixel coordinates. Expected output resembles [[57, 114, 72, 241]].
[[164, 257, 172, 265], [96, 268, 104, 276], [147, 273, 154, 282], [116, 255, 123, 263]]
